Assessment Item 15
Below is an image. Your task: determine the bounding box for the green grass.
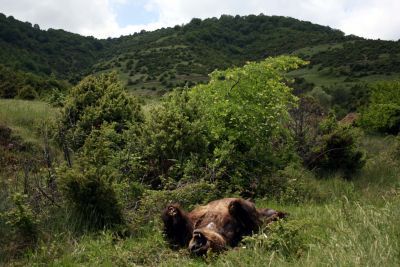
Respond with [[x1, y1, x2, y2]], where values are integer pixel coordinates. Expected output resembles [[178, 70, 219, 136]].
[[288, 65, 347, 88], [292, 42, 347, 57], [288, 64, 400, 90], [0, 99, 57, 143], [19, 188, 400, 266]]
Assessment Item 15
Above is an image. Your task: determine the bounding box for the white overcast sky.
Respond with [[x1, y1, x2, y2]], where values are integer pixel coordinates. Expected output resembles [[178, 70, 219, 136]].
[[1, 0, 399, 40]]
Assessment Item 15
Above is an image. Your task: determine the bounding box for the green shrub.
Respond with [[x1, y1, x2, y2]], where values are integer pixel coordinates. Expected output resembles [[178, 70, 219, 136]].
[[57, 72, 143, 151], [190, 56, 306, 190], [2, 193, 38, 244], [17, 85, 38, 100], [360, 81, 400, 134], [60, 166, 124, 229], [55, 73, 145, 230], [309, 115, 365, 178], [47, 89, 66, 107], [139, 89, 209, 188], [140, 56, 306, 192], [309, 87, 332, 108], [59, 123, 144, 230], [258, 164, 327, 204]]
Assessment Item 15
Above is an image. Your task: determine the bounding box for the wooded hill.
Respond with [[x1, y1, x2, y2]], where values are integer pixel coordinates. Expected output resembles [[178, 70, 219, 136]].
[[1, 13, 399, 99]]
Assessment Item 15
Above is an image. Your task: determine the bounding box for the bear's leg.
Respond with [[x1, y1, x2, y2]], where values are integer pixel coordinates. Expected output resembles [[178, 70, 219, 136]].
[[161, 204, 193, 248], [228, 199, 261, 237], [258, 208, 287, 223]]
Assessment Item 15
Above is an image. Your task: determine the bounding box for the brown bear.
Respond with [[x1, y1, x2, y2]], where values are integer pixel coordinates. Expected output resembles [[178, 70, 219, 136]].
[[162, 198, 286, 255]]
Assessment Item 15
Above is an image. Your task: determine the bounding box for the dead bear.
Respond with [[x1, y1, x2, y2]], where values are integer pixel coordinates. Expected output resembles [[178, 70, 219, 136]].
[[162, 198, 286, 255]]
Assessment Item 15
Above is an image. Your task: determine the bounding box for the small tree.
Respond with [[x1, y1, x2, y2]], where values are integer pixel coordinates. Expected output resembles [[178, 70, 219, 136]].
[[57, 72, 143, 151], [289, 95, 325, 163], [56, 73, 144, 229], [139, 89, 209, 188], [190, 56, 307, 190], [59, 123, 144, 229]]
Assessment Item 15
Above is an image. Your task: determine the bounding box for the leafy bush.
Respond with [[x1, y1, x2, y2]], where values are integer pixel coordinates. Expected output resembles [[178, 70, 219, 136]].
[[138, 89, 209, 188], [59, 123, 144, 230], [17, 85, 38, 100], [46, 89, 66, 107], [60, 166, 124, 229], [190, 56, 306, 190], [309, 115, 365, 178], [309, 87, 332, 108], [55, 73, 145, 229], [257, 164, 327, 204], [2, 193, 38, 244], [140, 56, 307, 193], [360, 81, 400, 134], [57, 72, 143, 151]]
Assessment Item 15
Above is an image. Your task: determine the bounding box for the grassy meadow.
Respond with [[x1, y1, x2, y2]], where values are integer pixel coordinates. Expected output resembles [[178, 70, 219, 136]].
[[0, 99, 58, 144]]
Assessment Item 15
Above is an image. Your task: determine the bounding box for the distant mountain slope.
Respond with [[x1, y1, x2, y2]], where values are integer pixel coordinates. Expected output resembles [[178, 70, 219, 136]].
[[0, 13, 399, 98], [94, 15, 355, 94]]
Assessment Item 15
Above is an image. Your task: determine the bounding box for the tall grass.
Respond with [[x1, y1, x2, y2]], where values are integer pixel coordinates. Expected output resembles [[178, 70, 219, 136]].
[[19, 193, 399, 266], [0, 99, 57, 142]]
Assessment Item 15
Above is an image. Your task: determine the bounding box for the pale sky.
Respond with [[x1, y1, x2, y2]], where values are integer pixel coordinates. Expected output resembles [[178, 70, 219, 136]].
[[1, 0, 399, 40]]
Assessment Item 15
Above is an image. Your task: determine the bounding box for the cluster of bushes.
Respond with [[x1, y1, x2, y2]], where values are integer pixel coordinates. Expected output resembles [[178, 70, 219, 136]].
[[52, 58, 287, 228], [50, 56, 368, 232], [0, 64, 69, 100]]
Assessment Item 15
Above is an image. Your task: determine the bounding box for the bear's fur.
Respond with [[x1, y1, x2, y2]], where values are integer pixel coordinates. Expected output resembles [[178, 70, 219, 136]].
[[162, 198, 286, 255]]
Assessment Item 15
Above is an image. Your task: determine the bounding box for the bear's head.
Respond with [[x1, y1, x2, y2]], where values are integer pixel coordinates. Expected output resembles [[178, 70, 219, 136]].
[[188, 223, 226, 255]]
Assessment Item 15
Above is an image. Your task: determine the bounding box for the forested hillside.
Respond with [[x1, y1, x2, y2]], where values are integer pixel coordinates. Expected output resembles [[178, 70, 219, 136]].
[[1, 13, 400, 99], [0, 13, 104, 81]]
